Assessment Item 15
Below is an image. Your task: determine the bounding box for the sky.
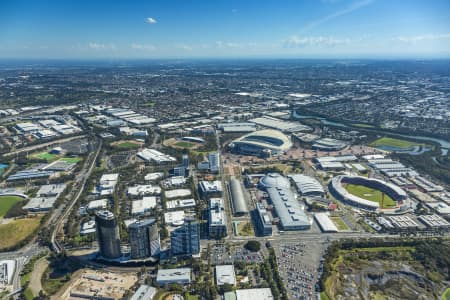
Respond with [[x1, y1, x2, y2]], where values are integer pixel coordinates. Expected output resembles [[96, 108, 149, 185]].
[[0, 0, 450, 59]]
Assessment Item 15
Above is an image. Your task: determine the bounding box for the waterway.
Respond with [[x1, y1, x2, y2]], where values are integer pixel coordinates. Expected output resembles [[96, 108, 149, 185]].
[[293, 111, 450, 150]]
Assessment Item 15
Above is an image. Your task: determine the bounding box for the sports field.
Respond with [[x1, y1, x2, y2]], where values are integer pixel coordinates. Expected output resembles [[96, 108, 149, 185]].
[[344, 184, 397, 208], [0, 216, 42, 250], [31, 152, 59, 161], [174, 141, 196, 148], [0, 195, 25, 217], [60, 157, 82, 163], [370, 137, 424, 149]]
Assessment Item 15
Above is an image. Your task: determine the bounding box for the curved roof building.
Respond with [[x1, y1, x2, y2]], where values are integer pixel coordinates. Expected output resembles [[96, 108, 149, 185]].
[[289, 174, 325, 197], [230, 129, 292, 156], [230, 177, 249, 215], [258, 173, 311, 230]]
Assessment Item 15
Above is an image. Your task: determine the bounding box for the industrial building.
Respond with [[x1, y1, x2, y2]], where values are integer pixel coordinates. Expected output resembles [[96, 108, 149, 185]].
[[130, 285, 157, 300], [137, 148, 176, 163], [249, 116, 310, 133], [209, 198, 227, 238], [166, 199, 196, 210], [165, 189, 192, 199], [229, 177, 249, 215], [199, 181, 223, 198], [255, 203, 272, 236], [95, 210, 121, 259], [314, 213, 338, 233], [96, 173, 119, 196], [229, 129, 292, 157], [131, 197, 157, 215], [217, 122, 257, 133], [215, 265, 236, 286], [289, 174, 324, 197], [418, 214, 450, 228], [156, 268, 191, 285], [127, 185, 161, 197], [128, 218, 160, 259], [170, 217, 200, 255], [258, 173, 311, 230], [23, 184, 66, 212], [86, 199, 108, 212], [234, 288, 274, 300]]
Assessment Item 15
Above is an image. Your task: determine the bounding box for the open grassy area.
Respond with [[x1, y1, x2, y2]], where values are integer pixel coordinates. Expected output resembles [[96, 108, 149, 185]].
[[0, 195, 25, 217], [352, 123, 376, 128], [0, 216, 42, 250], [185, 294, 200, 300], [60, 157, 82, 163], [443, 287, 450, 300], [111, 140, 143, 150], [344, 184, 397, 208], [330, 216, 350, 231], [237, 221, 254, 236], [370, 137, 424, 149], [174, 141, 196, 148], [31, 152, 59, 161]]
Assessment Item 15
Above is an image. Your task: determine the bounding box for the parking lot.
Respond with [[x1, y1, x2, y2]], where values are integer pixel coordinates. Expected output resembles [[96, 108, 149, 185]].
[[274, 241, 326, 300], [209, 243, 263, 266]]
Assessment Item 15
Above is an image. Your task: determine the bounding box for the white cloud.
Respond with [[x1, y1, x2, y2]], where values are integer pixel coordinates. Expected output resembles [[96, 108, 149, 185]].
[[303, 0, 373, 32], [176, 44, 193, 51], [215, 41, 241, 49], [131, 43, 156, 50], [392, 33, 450, 43], [88, 42, 116, 50], [284, 36, 351, 47], [146, 17, 157, 25]]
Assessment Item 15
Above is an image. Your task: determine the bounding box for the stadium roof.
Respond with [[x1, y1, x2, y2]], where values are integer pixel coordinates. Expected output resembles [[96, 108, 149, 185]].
[[232, 129, 292, 152], [289, 174, 324, 196]]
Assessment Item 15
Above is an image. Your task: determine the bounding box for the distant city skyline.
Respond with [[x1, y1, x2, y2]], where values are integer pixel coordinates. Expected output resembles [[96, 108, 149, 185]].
[[1, 0, 450, 59]]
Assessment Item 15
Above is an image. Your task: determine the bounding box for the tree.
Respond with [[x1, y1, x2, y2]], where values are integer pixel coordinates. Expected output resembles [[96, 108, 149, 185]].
[[218, 283, 234, 294], [244, 240, 261, 252]]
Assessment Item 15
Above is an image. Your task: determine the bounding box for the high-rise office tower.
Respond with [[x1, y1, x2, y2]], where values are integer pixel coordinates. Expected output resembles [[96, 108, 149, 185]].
[[170, 217, 200, 255], [128, 218, 160, 259], [95, 210, 121, 259]]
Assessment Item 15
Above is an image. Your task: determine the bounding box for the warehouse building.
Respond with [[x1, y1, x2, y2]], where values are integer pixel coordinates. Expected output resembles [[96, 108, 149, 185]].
[[229, 177, 249, 216], [314, 213, 338, 233]]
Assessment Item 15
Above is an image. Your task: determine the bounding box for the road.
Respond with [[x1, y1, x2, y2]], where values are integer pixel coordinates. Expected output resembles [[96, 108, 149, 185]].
[[51, 137, 102, 253], [3, 135, 86, 157]]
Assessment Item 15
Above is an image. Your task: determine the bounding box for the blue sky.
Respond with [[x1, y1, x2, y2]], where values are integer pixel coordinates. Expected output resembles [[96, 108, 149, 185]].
[[1, 0, 449, 59]]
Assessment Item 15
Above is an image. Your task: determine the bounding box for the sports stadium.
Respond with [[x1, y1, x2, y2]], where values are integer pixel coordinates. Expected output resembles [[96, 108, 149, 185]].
[[228, 129, 292, 156], [329, 175, 407, 211]]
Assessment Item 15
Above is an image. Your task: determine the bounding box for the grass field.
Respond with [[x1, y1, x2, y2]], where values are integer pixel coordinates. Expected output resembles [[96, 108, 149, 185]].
[[353, 123, 376, 128], [344, 184, 397, 208], [237, 221, 255, 236], [330, 216, 350, 231], [443, 287, 450, 300], [370, 137, 424, 149], [31, 152, 59, 161], [0, 216, 42, 250], [111, 141, 142, 149], [0, 195, 25, 217], [174, 141, 196, 148], [60, 157, 82, 163]]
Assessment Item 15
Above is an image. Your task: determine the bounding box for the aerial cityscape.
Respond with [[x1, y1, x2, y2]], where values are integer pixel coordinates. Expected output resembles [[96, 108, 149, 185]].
[[0, 1, 449, 300]]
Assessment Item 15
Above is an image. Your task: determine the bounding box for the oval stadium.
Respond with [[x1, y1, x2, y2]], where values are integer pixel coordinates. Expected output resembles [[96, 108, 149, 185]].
[[228, 129, 292, 156], [329, 175, 407, 211]]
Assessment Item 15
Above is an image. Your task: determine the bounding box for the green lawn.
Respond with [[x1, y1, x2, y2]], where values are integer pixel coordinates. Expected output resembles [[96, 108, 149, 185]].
[[370, 137, 424, 149], [344, 184, 397, 208], [32, 152, 59, 161], [0, 216, 42, 250], [186, 294, 199, 300], [443, 287, 450, 300], [330, 216, 350, 231], [112, 141, 142, 149], [353, 123, 376, 128], [60, 157, 82, 163], [0, 195, 25, 217], [174, 141, 196, 148], [320, 292, 330, 300]]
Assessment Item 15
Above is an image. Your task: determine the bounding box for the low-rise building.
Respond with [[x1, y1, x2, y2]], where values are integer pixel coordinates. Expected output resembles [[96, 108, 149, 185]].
[[156, 268, 191, 285]]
